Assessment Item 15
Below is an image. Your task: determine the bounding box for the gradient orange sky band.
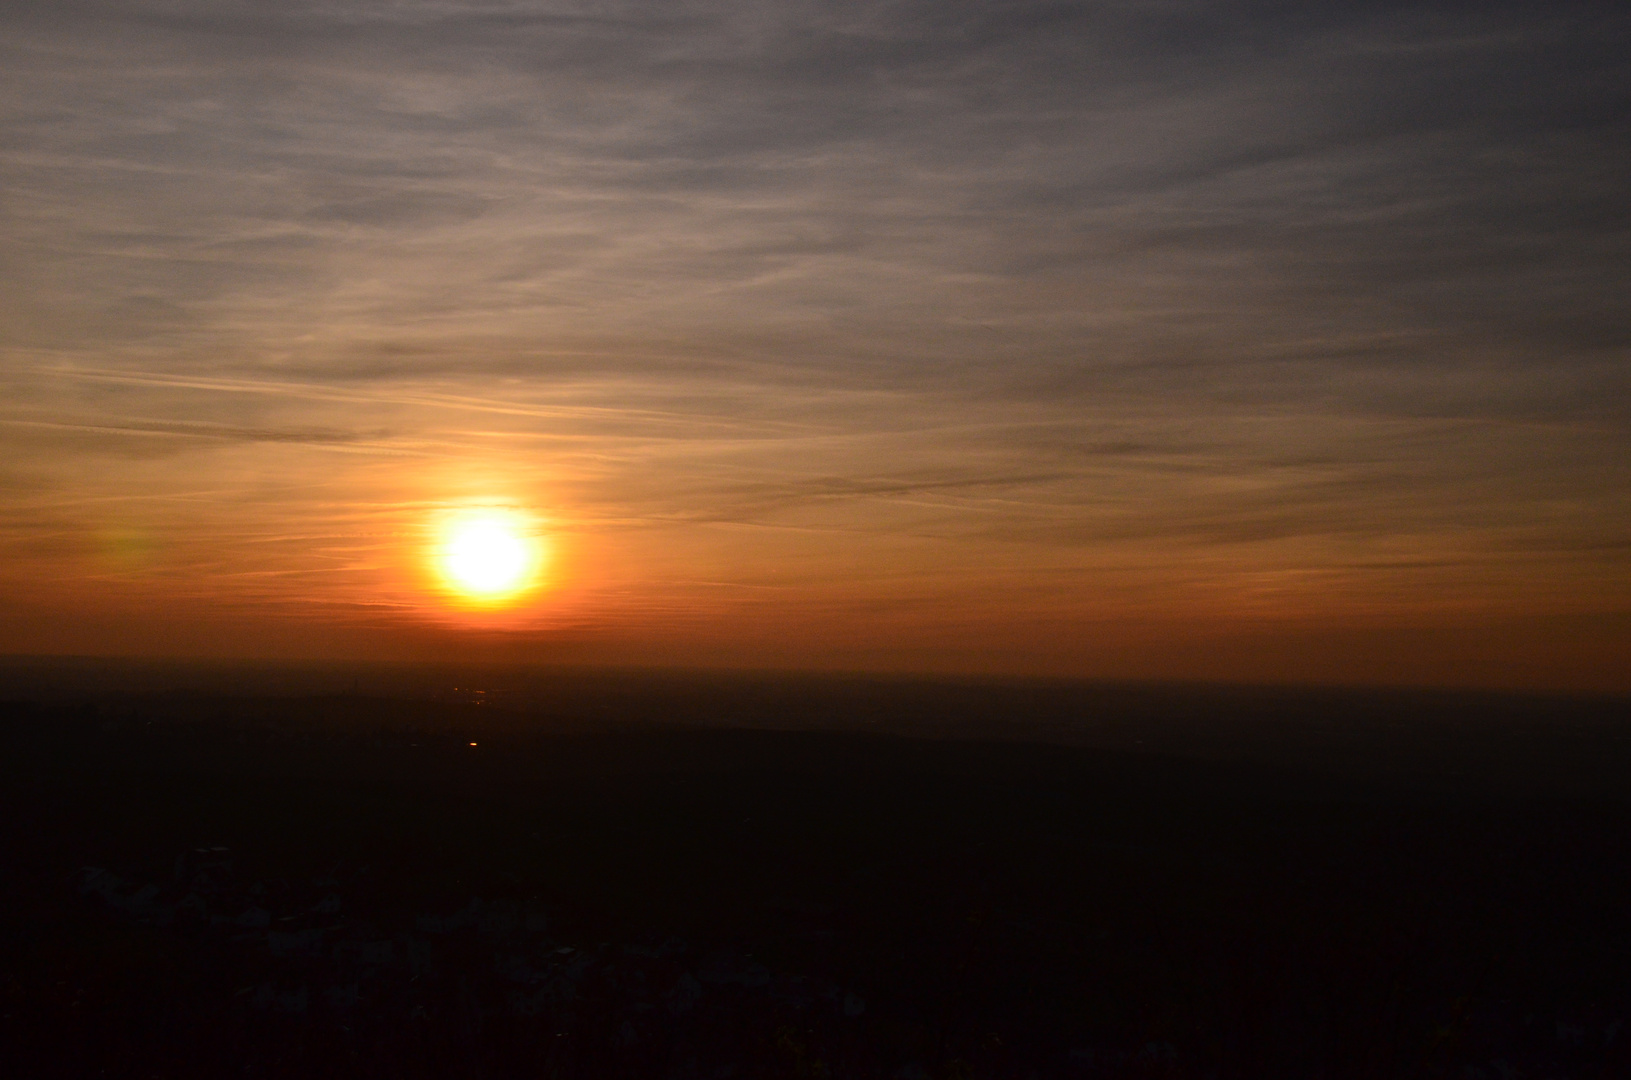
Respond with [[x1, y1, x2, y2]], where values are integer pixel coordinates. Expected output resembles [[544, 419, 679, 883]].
[[2, 1, 1627, 692]]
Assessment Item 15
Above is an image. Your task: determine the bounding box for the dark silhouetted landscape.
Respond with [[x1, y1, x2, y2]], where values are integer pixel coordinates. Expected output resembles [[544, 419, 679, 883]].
[[2, 658, 1628, 1078]]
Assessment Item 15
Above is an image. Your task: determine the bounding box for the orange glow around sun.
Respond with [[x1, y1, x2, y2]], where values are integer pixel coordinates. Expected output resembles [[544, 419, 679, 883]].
[[432, 508, 547, 608]]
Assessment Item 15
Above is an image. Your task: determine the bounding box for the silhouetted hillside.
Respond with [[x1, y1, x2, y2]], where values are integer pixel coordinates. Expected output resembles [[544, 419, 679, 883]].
[[1, 667, 1628, 1077]]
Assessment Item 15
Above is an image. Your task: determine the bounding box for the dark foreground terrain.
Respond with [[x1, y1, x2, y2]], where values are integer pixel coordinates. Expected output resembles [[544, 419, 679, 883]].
[[2, 664, 1629, 1078]]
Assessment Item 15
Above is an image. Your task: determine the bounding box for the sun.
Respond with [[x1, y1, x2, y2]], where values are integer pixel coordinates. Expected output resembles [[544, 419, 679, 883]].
[[434, 509, 545, 606]]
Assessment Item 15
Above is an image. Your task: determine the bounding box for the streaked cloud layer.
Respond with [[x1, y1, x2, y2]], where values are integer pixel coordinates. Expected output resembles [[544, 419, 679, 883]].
[[3, 1, 1628, 688]]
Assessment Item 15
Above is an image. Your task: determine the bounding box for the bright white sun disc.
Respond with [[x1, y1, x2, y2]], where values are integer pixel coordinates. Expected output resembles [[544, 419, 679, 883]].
[[439, 514, 539, 600]]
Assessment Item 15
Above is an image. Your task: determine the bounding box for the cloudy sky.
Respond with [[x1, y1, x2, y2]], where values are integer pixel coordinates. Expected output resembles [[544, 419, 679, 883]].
[[2, 0, 1627, 689]]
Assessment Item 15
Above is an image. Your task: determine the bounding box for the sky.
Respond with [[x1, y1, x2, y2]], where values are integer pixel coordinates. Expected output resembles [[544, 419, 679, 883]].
[[2, 0, 1628, 691]]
